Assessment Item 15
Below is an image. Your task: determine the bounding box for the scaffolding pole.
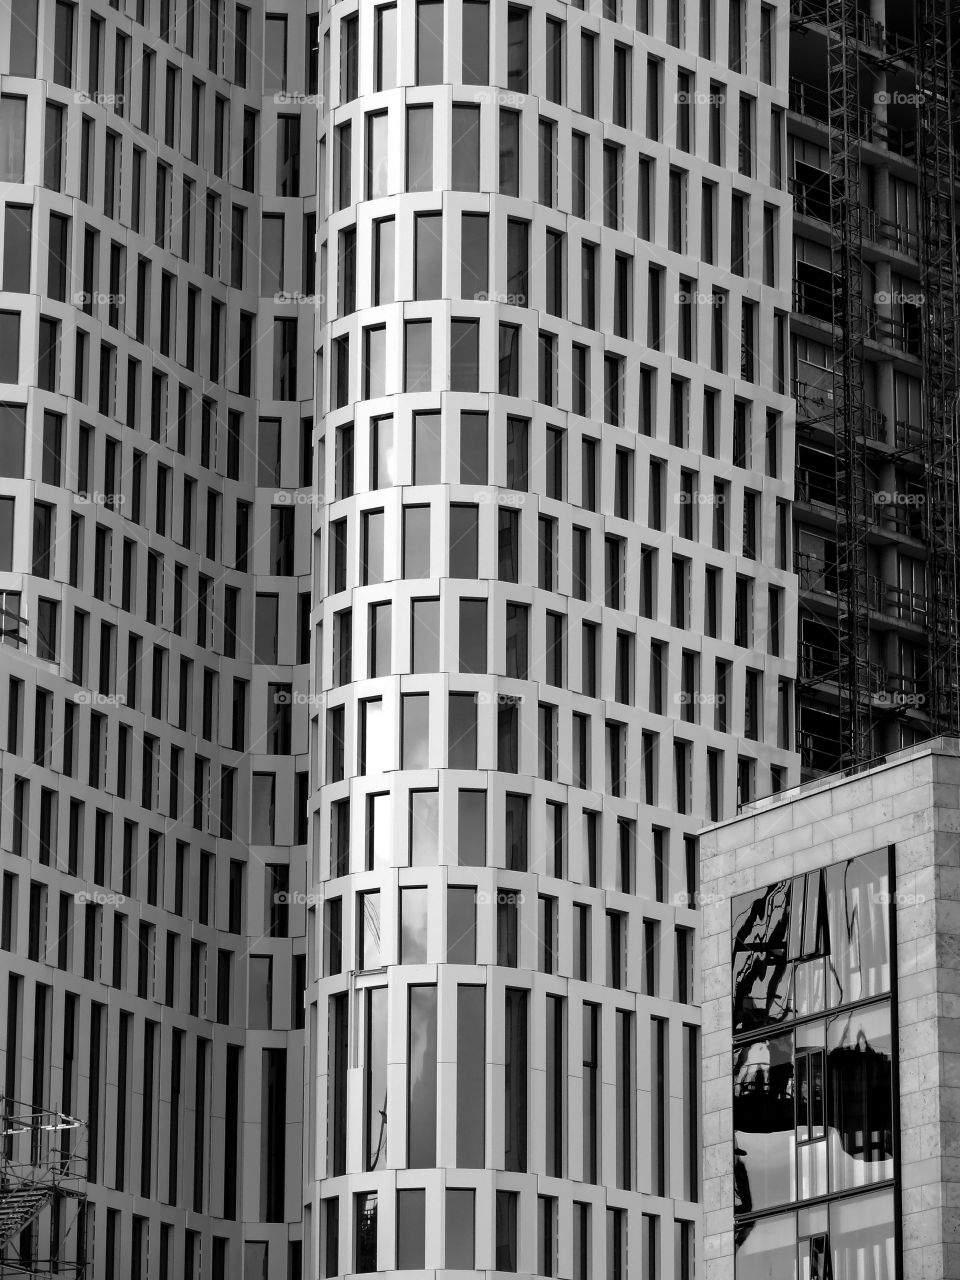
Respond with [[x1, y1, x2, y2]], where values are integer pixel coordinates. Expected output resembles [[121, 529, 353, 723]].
[[917, 0, 960, 736], [827, 0, 873, 768]]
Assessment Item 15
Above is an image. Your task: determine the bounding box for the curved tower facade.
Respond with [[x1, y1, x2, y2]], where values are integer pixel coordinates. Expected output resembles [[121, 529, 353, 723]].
[[307, 1, 795, 1277]]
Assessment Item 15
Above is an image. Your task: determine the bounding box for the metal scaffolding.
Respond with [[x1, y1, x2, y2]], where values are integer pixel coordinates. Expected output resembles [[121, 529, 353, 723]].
[[0, 1102, 86, 1279], [827, 0, 873, 769], [917, 0, 960, 736], [792, 0, 960, 774]]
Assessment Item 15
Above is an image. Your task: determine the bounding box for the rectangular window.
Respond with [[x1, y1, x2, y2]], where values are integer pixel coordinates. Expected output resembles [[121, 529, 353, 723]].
[[461, 0, 489, 83], [407, 986, 437, 1166], [504, 990, 527, 1172]]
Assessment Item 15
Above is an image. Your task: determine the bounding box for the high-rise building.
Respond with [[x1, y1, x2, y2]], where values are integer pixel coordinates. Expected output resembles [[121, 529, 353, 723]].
[[700, 736, 960, 1280], [307, 2, 794, 1278], [0, 0, 803, 1276]]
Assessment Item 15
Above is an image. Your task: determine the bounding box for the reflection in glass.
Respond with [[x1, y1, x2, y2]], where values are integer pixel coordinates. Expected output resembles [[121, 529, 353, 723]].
[[446, 1188, 475, 1266], [504, 988, 527, 1171], [401, 693, 430, 769], [360, 698, 390, 774], [459, 599, 487, 673], [450, 504, 479, 578], [407, 985, 437, 1166], [396, 1189, 425, 1268], [448, 693, 477, 769], [414, 212, 442, 299], [460, 410, 488, 484], [358, 891, 382, 970], [248, 955, 272, 1029], [373, 219, 395, 305], [458, 790, 486, 866], [364, 326, 386, 399], [375, 4, 397, 90], [405, 319, 432, 391], [406, 106, 433, 191], [365, 792, 391, 870], [829, 1187, 895, 1280], [400, 887, 428, 963], [413, 411, 441, 484], [505, 793, 528, 870], [734, 1211, 796, 1280], [732, 880, 794, 1033], [461, 214, 489, 299], [366, 112, 388, 199], [496, 1191, 518, 1272], [355, 1192, 377, 1273], [795, 1021, 827, 1200], [827, 1003, 893, 1191], [362, 511, 384, 585], [733, 1031, 795, 1212], [403, 506, 431, 578], [447, 888, 477, 963], [411, 599, 440, 673], [461, 0, 489, 84], [825, 850, 891, 1008], [363, 987, 388, 1169], [499, 109, 520, 197], [456, 985, 485, 1166], [545, 993, 564, 1176], [372, 415, 396, 487], [0, 98, 27, 183], [409, 789, 439, 865], [452, 106, 481, 192], [369, 602, 392, 677], [416, 0, 444, 83], [451, 319, 480, 392]]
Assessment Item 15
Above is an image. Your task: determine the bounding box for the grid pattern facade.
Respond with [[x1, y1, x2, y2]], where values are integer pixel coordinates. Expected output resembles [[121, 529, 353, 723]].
[[0, 1, 797, 1279]]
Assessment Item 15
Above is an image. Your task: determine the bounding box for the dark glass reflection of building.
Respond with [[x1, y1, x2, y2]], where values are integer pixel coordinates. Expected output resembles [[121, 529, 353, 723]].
[[730, 849, 897, 1279]]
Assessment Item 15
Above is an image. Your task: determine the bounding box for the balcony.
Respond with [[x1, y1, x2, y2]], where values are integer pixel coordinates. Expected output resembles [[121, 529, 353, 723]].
[[788, 78, 917, 156], [796, 551, 837, 597]]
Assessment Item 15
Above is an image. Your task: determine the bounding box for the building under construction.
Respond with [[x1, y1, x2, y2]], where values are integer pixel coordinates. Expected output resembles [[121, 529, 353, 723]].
[[790, 0, 960, 777]]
